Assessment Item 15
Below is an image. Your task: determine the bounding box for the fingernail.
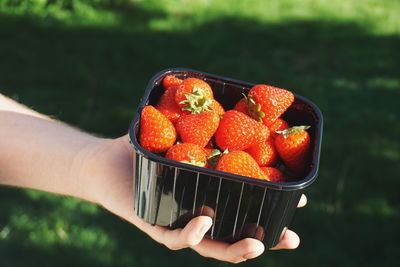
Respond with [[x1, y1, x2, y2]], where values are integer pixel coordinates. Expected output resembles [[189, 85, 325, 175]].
[[243, 251, 260, 260]]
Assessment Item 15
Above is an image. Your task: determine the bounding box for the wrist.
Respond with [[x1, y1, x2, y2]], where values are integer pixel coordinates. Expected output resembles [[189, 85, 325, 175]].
[[72, 135, 133, 207], [70, 136, 112, 204]]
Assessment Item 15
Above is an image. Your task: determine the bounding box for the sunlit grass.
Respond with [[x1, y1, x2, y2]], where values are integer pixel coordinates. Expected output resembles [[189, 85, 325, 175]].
[[24, 189, 99, 214], [355, 198, 399, 217], [367, 77, 400, 91], [9, 210, 114, 247], [0, 0, 399, 34], [142, 0, 400, 34]]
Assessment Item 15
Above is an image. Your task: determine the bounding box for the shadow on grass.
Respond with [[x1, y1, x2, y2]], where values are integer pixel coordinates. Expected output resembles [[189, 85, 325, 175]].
[[0, 4, 399, 267]]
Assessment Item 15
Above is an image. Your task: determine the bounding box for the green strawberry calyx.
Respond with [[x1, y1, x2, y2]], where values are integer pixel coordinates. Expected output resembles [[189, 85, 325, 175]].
[[180, 87, 212, 114], [242, 94, 265, 123], [181, 154, 206, 167], [276, 125, 311, 138]]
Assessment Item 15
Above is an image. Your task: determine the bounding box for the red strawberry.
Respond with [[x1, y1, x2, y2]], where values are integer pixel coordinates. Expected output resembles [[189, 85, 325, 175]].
[[166, 143, 207, 167], [260, 167, 285, 182], [245, 137, 278, 167], [269, 118, 290, 141], [209, 99, 225, 116], [175, 78, 214, 114], [176, 111, 220, 148], [233, 97, 249, 115], [275, 126, 311, 175], [139, 105, 177, 152], [203, 148, 214, 157], [247, 85, 294, 126], [216, 151, 269, 180], [269, 118, 289, 135], [215, 110, 269, 151], [163, 75, 183, 89], [155, 86, 183, 124]]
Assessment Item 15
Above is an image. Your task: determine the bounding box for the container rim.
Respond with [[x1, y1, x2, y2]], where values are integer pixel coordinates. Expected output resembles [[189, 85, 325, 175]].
[[129, 68, 323, 191]]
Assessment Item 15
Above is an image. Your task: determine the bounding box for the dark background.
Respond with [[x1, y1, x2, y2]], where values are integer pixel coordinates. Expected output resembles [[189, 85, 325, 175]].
[[0, 1, 399, 266]]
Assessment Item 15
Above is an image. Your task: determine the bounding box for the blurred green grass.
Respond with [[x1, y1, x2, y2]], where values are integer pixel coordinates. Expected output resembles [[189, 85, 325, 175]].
[[0, 0, 399, 266]]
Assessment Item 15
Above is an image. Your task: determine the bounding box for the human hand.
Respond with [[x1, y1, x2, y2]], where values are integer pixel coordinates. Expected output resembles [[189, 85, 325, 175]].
[[0, 95, 306, 263], [78, 135, 307, 264]]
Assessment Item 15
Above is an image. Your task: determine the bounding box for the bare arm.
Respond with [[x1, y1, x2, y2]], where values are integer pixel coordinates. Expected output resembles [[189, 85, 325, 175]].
[[0, 93, 304, 263], [0, 94, 50, 120], [0, 94, 102, 201]]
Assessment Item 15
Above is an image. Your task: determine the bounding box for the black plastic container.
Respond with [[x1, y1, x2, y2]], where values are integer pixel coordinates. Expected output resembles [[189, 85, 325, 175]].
[[128, 68, 323, 248]]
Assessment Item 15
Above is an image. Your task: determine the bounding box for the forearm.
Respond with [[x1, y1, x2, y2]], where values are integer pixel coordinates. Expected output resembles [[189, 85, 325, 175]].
[[0, 94, 51, 120], [0, 94, 105, 202]]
